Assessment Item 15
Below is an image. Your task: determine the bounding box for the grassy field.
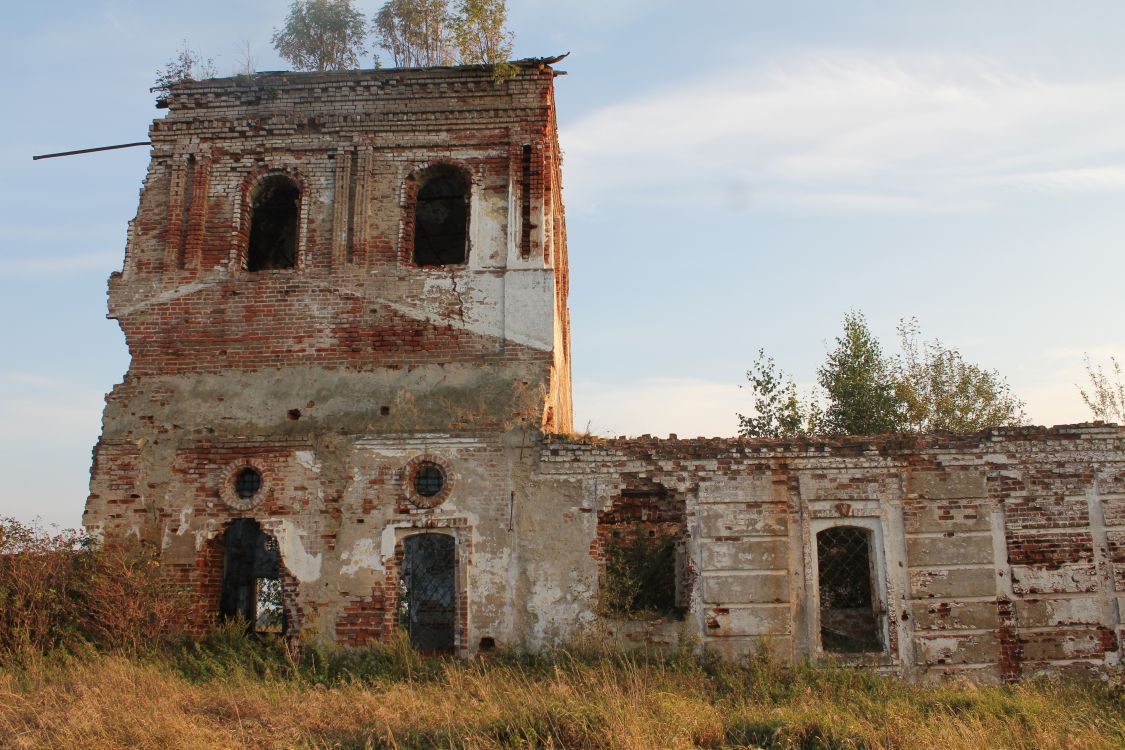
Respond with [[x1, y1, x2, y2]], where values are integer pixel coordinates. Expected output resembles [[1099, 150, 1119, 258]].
[[1, 631, 1124, 750]]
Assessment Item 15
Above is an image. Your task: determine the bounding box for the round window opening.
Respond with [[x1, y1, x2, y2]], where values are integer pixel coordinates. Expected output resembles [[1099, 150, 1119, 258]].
[[413, 462, 445, 498], [235, 468, 263, 500]]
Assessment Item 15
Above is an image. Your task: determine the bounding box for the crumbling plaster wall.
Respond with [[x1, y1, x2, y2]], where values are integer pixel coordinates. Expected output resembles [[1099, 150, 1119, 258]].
[[529, 425, 1125, 680]]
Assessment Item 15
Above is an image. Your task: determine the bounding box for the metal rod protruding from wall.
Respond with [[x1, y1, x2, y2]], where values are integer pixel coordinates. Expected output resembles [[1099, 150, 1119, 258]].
[[32, 141, 151, 161]]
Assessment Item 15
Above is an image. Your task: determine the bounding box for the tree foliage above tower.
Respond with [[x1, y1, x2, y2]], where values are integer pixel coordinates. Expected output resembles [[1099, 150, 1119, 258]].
[[272, 0, 369, 72], [451, 0, 515, 65], [738, 312, 1026, 438], [372, 0, 515, 70], [373, 0, 456, 67]]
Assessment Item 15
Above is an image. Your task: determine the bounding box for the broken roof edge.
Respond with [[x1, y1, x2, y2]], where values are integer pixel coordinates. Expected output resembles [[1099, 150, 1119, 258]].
[[157, 53, 570, 107]]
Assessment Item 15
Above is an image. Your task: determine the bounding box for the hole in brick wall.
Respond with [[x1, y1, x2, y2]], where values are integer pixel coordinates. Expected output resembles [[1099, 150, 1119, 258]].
[[413, 168, 468, 266], [247, 175, 300, 271], [816, 526, 881, 653], [219, 519, 287, 635], [287, 409, 301, 421], [479, 636, 496, 652], [380, 406, 390, 416], [597, 483, 688, 620]]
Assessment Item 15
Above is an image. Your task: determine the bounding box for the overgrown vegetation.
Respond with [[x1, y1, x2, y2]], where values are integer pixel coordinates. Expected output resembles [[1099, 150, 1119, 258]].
[[3, 631, 1125, 749], [1079, 354, 1125, 424], [270, 0, 516, 74], [739, 312, 1026, 438], [600, 526, 679, 618], [0, 517, 186, 657], [1, 518, 1124, 748], [272, 0, 369, 72], [152, 40, 216, 95], [5, 473, 1112, 746]]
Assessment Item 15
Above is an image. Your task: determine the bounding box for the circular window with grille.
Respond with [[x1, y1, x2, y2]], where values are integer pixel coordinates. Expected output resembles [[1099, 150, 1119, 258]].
[[220, 463, 269, 510], [404, 456, 454, 508], [413, 462, 445, 497], [235, 468, 262, 500]]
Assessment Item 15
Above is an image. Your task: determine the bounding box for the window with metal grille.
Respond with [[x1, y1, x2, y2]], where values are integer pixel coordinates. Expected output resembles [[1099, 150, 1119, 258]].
[[399, 534, 456, 652], [413, 463, 445, 497], [235, 468, 262, 500], [816, 526, 881, 653], [247, 175, 299, 271]]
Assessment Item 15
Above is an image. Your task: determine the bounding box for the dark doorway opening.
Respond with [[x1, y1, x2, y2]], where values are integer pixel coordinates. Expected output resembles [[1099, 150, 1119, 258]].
[[247, 176, 300, 271], [413, 170, 468, 266], [816, 526, 881, 653], [399, 534, 456, 653], [220, 519, 285, 634]]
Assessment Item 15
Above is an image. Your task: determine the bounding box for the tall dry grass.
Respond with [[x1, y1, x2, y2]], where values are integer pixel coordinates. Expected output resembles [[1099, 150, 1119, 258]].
[[1, 631, 1124, 750], [1, 518, 1123, 749]]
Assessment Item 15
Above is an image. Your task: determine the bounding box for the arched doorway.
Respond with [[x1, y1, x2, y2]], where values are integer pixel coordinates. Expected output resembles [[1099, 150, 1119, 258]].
[[399, 534, 457, 653], [219, 519, 285, 634]]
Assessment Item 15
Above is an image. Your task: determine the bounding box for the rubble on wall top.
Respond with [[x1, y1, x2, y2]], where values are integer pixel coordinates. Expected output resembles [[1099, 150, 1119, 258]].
[[544, 422, 1125, 458], [163, 53, 569, 98]]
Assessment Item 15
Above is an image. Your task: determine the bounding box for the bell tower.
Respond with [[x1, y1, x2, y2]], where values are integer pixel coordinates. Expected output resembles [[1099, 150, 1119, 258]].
[[84, 61, 572, 648]]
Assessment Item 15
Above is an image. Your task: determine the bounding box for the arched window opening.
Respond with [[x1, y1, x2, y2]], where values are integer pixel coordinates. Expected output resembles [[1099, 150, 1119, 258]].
[[246, 176, 300, 271], [398, 533, 456, 653], [412, 169, 468, 266], [220, 519, 285, 634], [817, 526, 881, 653]]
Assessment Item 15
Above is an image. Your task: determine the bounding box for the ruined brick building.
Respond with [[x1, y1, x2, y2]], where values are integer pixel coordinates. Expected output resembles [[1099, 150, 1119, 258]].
[[84, 59, 1125, 680]]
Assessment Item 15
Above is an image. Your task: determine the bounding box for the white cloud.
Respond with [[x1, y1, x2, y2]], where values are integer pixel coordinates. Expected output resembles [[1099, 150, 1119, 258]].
[[560, 54, 1125, 212]]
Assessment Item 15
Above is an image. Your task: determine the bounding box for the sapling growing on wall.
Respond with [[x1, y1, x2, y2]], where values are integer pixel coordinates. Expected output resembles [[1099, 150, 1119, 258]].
[[153, 40, 216, 98], [1079, 354, 1125, 423]]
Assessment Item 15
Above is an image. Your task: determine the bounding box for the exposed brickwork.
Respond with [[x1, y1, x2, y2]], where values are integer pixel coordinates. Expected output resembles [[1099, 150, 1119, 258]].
[[81, 63, 1125, 680]]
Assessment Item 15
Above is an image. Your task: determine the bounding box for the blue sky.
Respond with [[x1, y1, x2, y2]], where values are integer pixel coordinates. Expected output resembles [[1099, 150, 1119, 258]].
[[2, 1, 1123, 526]]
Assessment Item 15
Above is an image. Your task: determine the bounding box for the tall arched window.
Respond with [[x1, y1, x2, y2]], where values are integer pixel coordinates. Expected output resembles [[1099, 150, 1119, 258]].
[[246, 175, 300, 271], [816, 526, 881, 653], [412, 166, 469, 266]]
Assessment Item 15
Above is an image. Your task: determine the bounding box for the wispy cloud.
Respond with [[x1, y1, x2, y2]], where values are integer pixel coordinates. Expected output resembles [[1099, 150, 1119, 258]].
[[561, 54, 1125, 213]]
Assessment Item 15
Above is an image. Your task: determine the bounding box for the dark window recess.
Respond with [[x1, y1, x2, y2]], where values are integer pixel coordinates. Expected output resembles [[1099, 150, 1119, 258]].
[[220, 519, 285, 634], [413, 462, 445, 497], [520, 145, 532, 259], [399, 534, 456, 653], [413, 172, 468, 265], [817, 526, 881, 653], [235, 468, 262, 500], [247, 176, 299, 271]]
